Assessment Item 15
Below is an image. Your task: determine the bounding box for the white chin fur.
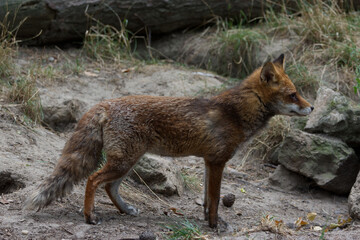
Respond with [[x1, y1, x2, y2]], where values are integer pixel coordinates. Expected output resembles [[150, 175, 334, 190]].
[[279, 103, 312, 116]]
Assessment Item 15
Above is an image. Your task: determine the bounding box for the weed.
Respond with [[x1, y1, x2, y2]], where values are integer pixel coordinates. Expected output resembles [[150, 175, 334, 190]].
[[265, 1, 349, 44], [181, 170, 202, 193], [26, 63, 61, 84], [319, 227, 326, 240], [264, 0, 360, 97], [0, 11, 23, 78], [84, 7, 133, 64], [214, 26, 266, 78], [163, 218, 204, 240], [67, 58, 84, 75], [354, 66, 360, 96], [238, 116, 290, 169], [7, 77, 43, 124], [286, 62, 319, 97]]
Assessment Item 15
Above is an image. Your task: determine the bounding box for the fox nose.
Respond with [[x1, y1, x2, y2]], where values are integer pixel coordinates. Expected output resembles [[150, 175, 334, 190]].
[[311, 106, 314, 111]]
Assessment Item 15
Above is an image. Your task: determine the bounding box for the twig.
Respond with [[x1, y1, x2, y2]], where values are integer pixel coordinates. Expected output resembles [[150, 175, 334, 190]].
[[132, 169, 170, 207]]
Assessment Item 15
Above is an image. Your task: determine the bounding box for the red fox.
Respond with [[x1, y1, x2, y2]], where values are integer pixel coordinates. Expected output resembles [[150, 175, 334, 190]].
[[24, 54, 313, 228]]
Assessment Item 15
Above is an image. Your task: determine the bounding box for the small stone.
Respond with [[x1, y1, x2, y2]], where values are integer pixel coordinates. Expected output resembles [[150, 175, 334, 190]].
[[48, 56, 55, 62], [313, 226, 322, 231], [195, 198, 203, 206], [139, 230, 156, 240], [21, 230, 29, 235], [286, 222, 296, 229], [222, 193, 235, 207]]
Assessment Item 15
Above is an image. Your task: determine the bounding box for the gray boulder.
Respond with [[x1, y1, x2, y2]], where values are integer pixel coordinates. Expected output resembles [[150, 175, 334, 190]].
[[274, 129, 359, 194], [269, 165, 312, 192], [349, 171, 360, 220], [305, 87, 360, 147], [130, 154, 184, 196]]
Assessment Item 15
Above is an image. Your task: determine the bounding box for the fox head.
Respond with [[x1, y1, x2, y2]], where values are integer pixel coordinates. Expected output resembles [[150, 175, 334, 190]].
[[259, 54, 314, 116]]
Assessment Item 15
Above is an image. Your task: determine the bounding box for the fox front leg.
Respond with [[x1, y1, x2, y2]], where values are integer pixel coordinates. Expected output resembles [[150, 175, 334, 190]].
[[204, 161, 226, 228]]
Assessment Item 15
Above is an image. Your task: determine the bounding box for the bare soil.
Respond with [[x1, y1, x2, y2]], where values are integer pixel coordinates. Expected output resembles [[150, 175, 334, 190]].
[[0, 48, 359, 240]]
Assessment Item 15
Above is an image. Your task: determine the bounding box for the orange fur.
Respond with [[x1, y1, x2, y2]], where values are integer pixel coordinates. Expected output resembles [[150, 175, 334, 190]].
[[24, 54, 313, 228]]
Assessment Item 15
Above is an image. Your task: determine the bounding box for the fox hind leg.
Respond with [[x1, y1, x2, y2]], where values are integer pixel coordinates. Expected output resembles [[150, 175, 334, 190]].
[[84, 164, 125, 224], [105, 177, 139, 216]]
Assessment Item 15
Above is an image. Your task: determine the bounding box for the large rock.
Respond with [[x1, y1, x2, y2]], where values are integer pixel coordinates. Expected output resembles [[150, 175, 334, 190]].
[[130, 154, 184, 196], [274, 129, 359, 194], [349, 171, 360, 220], [269, 165, 312, 192], [305, 87, 360, 148]]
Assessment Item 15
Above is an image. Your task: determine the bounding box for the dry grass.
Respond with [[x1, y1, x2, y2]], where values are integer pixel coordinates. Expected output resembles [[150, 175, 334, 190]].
[[0, 10, 43, 124], [264, 0, 360, 97], [6, 77, 43, 124], [181, 170, 202, 193], [237, 116, 290, 171], [214, 27, 266, 78], [83, 7, 133, 65], [0, 11, 20, 78]]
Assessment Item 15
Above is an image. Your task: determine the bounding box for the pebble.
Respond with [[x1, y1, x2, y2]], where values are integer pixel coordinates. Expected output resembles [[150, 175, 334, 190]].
[[139, 230, 156, 240], [313, 226, 322, 231], [21, 230, 29, 235], [48, 57, 55, 62], [195, 198, 203, 206]]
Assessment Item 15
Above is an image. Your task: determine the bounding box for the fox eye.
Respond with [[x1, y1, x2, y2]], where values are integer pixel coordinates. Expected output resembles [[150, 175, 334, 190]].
[[290, 93, 298, 101]]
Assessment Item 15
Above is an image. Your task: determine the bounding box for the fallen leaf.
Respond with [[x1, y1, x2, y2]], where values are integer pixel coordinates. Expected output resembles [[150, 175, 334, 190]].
[[0, 196, 10, 205], [121, 67, 135, 73], [84, 71, 99, 77], [169, 207, 184, 216], [295, 217, 308, 229], [275, 220, 283, 226], [307, 212, 317, 221], [240, 188, 246, 193]]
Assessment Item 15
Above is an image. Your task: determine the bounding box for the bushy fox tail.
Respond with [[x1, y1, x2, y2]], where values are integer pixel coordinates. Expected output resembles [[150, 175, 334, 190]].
[[24, 107, 107, 211]]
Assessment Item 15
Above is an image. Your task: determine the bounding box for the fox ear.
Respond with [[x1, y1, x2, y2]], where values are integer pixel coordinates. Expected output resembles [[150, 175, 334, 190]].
[[273, 54, 285, 69], [260, 62, 277, 83]]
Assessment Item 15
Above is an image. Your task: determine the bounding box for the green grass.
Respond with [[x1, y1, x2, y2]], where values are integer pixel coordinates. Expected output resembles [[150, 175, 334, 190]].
[[7, 77, 43, 124], [264, 1, 350, 44], [0, 10, 43, 124], [83, 11, 133, 64], [354, 66, 360, 96], [62, 58, 84, 75], [0, 11, 19, 78], [263, 0, 360, 97], [214, 26, 266, 78], [181, 170, 202, 193], [286, 62, 319, 97], [163, 218, 204, 240]]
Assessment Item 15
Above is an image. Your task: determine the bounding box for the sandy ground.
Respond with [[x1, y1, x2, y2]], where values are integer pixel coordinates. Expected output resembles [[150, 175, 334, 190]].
[[0, 48, 359, 239]]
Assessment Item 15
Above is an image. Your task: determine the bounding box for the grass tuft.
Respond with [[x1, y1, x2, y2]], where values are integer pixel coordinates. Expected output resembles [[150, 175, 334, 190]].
[[7, 77, 43, 124], [264, 0, 360, 97], [163, 218, 204, 240], [84, 9, 133, 64], [213, 25, 266, 78], [181, 170, 202, 193], [286, 62, 319, 98], [0, 11, 21, 78], [238, 116, 290, 171]]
